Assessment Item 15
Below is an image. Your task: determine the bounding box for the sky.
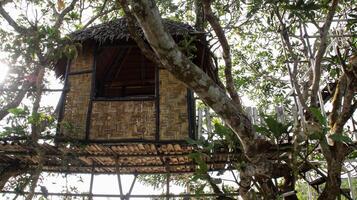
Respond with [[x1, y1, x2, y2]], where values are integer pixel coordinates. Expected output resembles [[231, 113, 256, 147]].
[[0, 62, 8, 83]]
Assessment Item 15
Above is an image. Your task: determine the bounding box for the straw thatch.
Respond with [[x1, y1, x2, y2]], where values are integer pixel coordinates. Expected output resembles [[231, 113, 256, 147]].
[[70, 18, 196, 44]]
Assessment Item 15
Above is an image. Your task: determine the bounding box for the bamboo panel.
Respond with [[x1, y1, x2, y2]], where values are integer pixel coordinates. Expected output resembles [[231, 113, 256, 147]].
[[90, 101, 156, 140], [159, 70, 189, 140], [61, 73, 91, 139], [69, 48, 93, 72]]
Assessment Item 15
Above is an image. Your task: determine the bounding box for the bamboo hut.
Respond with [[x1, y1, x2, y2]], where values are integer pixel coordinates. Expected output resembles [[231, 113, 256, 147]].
[[0, 19, 236, 175], [55, 18, 218, 143]]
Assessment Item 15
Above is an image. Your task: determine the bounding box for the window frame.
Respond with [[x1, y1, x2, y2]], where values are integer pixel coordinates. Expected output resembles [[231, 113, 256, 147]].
[[93, 44, 157, 101]]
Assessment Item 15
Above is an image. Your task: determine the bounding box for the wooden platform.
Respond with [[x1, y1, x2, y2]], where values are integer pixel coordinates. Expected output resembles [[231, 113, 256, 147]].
[[0, 140, 238, 174]]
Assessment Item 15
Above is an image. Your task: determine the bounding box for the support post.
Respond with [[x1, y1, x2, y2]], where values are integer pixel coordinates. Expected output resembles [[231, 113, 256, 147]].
[[115, 158, 124, 200], [85, 45, 98, 141], [155, 66, 160, 141], [347, 171, 355, 200], [126, 174, 138, 200], [89, 164, 95, 200], [205, 107, 212, 135], [197, 107, 203, 139], [166, 173, 170, 200]]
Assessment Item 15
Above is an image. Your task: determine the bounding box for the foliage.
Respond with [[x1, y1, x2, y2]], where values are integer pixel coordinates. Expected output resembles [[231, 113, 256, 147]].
[[0, 106, 55, 138]]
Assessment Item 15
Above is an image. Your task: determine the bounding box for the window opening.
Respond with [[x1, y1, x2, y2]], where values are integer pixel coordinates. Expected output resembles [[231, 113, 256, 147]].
[[95, 46, 155, 98]]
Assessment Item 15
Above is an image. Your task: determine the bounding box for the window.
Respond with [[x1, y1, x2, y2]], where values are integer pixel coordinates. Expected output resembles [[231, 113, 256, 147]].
[[95, 46, 155, 98]]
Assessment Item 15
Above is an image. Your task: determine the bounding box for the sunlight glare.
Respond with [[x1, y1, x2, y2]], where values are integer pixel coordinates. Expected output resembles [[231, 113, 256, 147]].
[[0, 62, 9, 83]]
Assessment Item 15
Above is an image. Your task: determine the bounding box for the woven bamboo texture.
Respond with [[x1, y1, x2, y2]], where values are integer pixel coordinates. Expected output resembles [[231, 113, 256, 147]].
[[61, 50, 93, 139], [61, 53, 191, 141], [70, 48, 93, 72], [159, 70, 189, 140], [90, 101, 156, 140]]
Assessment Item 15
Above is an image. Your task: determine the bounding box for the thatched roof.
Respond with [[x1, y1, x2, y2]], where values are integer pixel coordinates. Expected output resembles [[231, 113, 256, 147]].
[[70, 18, 197, 44], [55, 18, 216, 78]]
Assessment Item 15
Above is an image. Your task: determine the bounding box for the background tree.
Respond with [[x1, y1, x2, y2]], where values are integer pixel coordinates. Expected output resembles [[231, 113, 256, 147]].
[[0, 0, 119, 198]]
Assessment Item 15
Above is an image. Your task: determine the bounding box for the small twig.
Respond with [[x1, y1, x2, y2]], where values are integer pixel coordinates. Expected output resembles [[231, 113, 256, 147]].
[[310, 0, 340, 107]]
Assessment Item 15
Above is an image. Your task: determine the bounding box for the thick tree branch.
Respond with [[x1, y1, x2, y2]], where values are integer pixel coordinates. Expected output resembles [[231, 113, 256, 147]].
[[24, 156, 43, 200], [275, 9, 308, 113], [329, 74, 347, 128], [0, 81, 32, 120], [310, 0, 339, 107], [118, 0, 161, 67], [335, 87, 356, 132], [81, 0, 117, 29], [0, 2, 28, 34], [126, 0, 256, 154], [122, 3, 291, 199], [82, 8, 116, 29], [54, 0, 79, 29], [201, 0, 243, 111]]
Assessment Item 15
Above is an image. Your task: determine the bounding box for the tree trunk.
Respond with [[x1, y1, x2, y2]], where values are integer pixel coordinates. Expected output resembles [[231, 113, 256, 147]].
[[124, 0, 294, 198], [317, 157, 343, 200]]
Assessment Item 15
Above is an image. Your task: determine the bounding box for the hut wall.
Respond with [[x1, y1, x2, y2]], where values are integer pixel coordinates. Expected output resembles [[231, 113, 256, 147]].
[[61, 51, 191, 141], [61, 49, 93, 139], [89, 101, 156, 140], [159, 70, 189, 140]]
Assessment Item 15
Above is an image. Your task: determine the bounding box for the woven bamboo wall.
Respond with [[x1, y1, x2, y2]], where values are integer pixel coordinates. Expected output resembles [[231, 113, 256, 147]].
[[61, 49, 93, 139], [159, 70, 189, 140], [89, 101, 156, 140], [61, 50, 190, 141]]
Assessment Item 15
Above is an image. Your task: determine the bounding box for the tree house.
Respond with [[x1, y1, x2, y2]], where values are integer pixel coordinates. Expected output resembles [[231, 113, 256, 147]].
[[56, 19, 219, 143], [52, 18, 233, 174]]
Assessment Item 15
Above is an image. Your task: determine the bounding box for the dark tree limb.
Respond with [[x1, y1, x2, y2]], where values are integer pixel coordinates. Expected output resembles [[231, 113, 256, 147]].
[[120, 1, 296, 199], [0, 81, 32, 120], [54, 0, 79, 29], [82, 0, 117, 29], [201, 0, 243, 111], [117, 0, 162, 67], [310, 0, 340, 107], [0, 2, 29, 34]]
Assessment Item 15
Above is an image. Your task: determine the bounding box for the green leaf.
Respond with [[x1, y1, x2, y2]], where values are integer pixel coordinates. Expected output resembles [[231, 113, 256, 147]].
[[8, 108, 28, 116], [254, 125, 272, 137], [309, 132, 323, 140], [214, 122, 233, 137], [264, 115, 286, 138], [309, 107, 327, 126], [188, 152, 208, 174], [329, 134, 353, 144]]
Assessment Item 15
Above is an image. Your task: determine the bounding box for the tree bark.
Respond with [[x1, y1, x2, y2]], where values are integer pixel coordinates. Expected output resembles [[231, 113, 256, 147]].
[[201, 0, 243, 111], [317, 146, 344, 200]]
